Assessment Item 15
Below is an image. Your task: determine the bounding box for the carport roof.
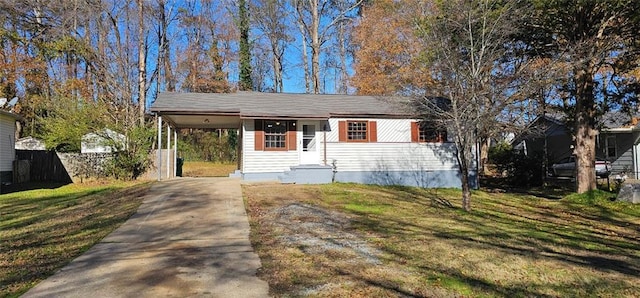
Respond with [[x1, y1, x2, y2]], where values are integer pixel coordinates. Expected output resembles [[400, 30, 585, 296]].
[[151, 92, 413, 119]]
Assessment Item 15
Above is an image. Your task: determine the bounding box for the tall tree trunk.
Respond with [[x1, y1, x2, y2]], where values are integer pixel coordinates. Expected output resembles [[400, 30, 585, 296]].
[[310, 0, 320, 94], [137, 0, 146, 126], [574, 65, 597, 193], [337, 20, 348, 94], [238, 0, 253, 91], [157, 0, 174, 92], [295, 2, 311, 93], [458, 146, 472, 212]]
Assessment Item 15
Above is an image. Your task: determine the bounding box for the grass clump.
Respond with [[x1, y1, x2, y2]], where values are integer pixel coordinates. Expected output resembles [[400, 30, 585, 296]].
[[0, 181, 151, 297]]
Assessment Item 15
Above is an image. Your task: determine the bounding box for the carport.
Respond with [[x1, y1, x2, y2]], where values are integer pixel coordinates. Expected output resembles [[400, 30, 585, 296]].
[[150, 93, 244, 181]]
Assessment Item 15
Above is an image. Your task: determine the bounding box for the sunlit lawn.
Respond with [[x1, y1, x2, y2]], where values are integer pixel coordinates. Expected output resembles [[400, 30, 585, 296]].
[[244, 183, 640, 297], [181, 161, 237, 177], [0, 181, 151, 297]]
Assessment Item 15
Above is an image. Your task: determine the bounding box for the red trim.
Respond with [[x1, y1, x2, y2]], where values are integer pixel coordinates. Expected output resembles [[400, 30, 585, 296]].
[[411, 122, 419, 143], [338, 121, 347, 142], [254, 120, 264, 151], [368, 121, 377, 143]]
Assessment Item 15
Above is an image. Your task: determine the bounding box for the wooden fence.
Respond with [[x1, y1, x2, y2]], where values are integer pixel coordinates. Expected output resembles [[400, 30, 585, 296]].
[[15, 150, 72, 183]]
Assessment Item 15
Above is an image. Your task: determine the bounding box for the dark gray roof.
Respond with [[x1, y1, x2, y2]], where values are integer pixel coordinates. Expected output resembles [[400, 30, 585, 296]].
[[150, 92, 413, 118], [0, 110, 21, 120]]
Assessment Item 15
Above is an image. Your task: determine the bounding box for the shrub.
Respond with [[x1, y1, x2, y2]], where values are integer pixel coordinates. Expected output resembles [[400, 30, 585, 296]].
[[104, 125, 155, 180], [489, 142, 544, 187]]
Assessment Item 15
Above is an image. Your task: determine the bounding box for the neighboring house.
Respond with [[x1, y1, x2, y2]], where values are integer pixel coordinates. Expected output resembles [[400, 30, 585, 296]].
[[15, 136, 46, 150], [81, 129, 126, 153], [513, 113, 640, 178], [151, 92, 472, 188], [0, 110, 20, 184]]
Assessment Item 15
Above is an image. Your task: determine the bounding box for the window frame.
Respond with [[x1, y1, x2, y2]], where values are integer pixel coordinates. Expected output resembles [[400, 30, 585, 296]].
[[606, 135, 617, 158], [412, 121, 448, 143], [347, 120, 369, 142], [254, 119, 297, 152], [338, 120, 377, 143], [263, 120, 288, 151]]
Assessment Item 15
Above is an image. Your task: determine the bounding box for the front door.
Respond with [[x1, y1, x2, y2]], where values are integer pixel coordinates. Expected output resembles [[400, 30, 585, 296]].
[[300, 122, 319, 165]]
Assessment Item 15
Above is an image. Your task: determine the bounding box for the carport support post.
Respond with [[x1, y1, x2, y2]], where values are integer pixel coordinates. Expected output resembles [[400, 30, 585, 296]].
[[174, 130, 178, 177], [167, 125, 171, 178], [157, 116, 162, 181]]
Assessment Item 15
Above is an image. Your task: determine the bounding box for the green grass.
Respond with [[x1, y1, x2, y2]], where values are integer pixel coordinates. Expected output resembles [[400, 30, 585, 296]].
[[0, 181, 151, 298], [244, 183, 640, 297], [181, 161, 237, 177]]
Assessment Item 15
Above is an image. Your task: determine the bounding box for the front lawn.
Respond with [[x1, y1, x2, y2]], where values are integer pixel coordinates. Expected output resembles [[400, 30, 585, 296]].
[[181, 161, 237, 177], [244, 183, 640, 297], [0, 181, 151, 297]]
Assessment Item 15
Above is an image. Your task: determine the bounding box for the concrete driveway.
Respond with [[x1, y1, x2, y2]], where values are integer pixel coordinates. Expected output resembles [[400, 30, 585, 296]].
[[22, 178, 269, 298]]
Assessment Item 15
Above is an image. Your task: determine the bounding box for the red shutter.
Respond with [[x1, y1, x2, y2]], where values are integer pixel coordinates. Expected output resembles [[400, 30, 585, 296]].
[[411, 122, 419, 143], [339, 121, 347, 142], [254, 120, 264, 151], [287, 121, 297, 150], [368, 121, 377, 143]]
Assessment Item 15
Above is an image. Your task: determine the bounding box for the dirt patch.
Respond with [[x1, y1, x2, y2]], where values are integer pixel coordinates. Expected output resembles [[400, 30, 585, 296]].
[[244, 183, 426, 297], [271, 203, 382, 265]]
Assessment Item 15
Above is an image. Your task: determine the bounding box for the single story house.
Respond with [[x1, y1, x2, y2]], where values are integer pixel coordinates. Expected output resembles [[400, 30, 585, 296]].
[[0, 110, 20, 184], [513, 113, 640, 178], [81, 129, 126, 153], [150, 92, 472, 188]]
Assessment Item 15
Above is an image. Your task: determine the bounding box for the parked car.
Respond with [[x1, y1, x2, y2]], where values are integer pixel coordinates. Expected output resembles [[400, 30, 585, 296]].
[[551, 156, 611, 178]]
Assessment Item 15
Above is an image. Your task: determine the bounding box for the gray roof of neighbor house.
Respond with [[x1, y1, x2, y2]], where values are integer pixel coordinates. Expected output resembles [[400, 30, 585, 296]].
[[0, 110, 22, 120], [150, 92, 414, 118]]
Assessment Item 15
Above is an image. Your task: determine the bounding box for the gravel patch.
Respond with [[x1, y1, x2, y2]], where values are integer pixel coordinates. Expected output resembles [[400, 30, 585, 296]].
[[270, 203, 382, 265]]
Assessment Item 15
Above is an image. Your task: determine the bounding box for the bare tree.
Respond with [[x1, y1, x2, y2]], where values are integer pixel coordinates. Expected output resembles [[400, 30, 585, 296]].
[[251, 0, 290, 92], [292, 0, 363, 94], [415, 0, 529, 211], [137, 0, 146, 125]]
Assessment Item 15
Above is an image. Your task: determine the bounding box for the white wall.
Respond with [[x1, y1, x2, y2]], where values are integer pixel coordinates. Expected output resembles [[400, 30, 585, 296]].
[[242, 118, 459, 174], [242, 119, 299, 173], [0, 115, 16, 172], [324, 118, 458, 172]]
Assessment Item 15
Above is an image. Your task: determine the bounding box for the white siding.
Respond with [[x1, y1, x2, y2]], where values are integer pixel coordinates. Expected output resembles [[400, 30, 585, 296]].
[[324, 118, 458, 172], [242, 117, 460, 174], [242, 119, 299, 173], [0, 115, 15, 171]]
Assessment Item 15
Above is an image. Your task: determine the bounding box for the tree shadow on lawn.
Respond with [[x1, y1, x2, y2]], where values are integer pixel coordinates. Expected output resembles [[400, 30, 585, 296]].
[[1, 181, 70, 195], [342, 188, 640, 295]]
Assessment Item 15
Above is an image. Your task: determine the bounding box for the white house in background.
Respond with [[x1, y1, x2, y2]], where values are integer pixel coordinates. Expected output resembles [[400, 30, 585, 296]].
[[15, 136, 46, 150], [81, 129, 126, 153], [0, 110, 20, 185], [151, 92, 474, 188]]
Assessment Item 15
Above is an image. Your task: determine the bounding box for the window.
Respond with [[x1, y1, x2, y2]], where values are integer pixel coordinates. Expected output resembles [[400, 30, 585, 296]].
[[338, 120, 377, 142], [411, 121, 447, 143], [606, 135, 616, 158], [254, 120, 296, 151], [348, 121, 368, 141]]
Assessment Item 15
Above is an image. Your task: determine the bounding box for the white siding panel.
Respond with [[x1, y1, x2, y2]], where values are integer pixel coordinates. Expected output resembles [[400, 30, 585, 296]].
[[326, 118, 412, 143], [324, 118, 458, 172], [0, 115, 15, 171], [242, 119, 299, 173], [325, 142, 458, 172]]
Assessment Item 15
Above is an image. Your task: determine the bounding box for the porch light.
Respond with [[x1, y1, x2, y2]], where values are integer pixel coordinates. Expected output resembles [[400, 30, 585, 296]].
[[203, 118, 210, 123]]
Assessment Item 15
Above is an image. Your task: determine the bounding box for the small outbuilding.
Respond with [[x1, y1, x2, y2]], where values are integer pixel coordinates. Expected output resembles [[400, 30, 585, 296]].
[[0, 110, 20, 185], [81, 129, 126, 153]]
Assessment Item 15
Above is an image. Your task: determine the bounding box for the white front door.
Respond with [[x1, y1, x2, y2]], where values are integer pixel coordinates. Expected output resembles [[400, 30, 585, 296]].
[[300, 121, 319, 165]]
